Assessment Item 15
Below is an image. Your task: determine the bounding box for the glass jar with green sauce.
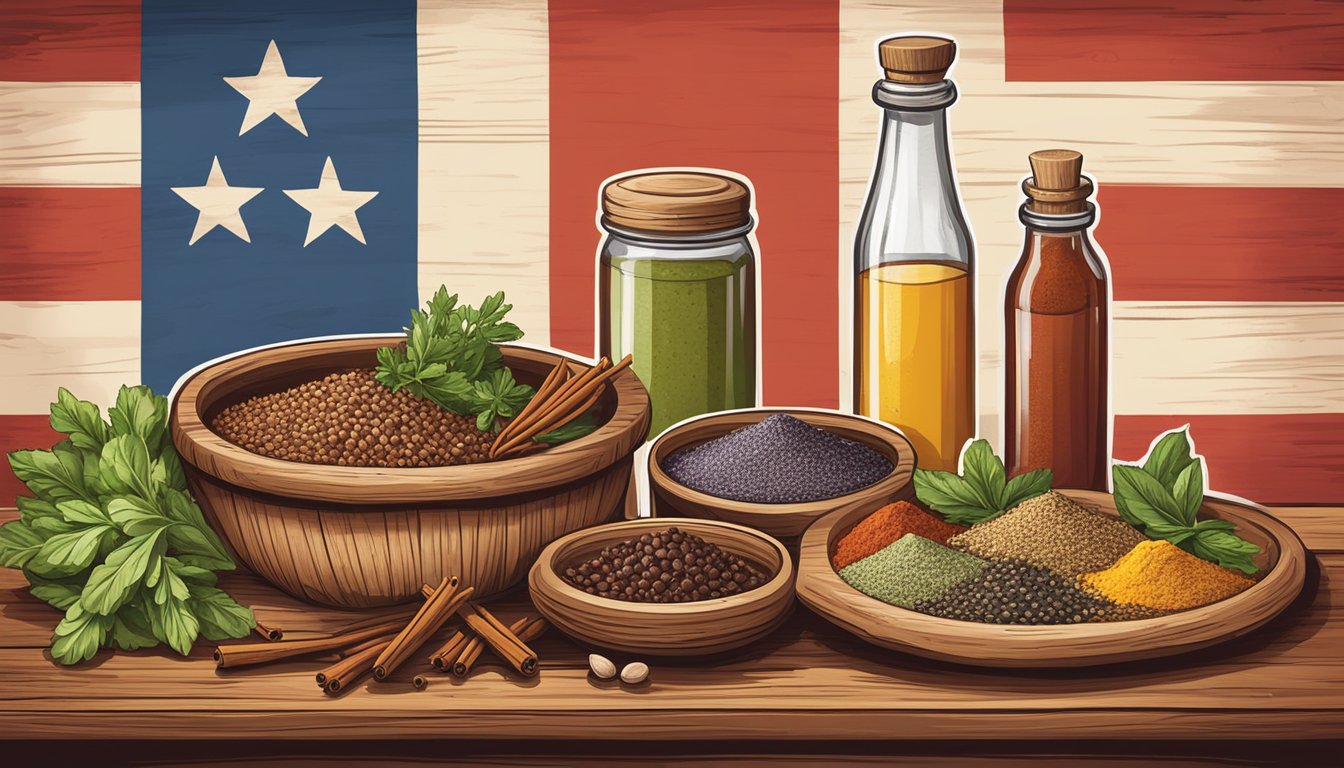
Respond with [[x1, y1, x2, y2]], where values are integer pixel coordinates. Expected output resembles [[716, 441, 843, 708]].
[[597, 171, 759, 439]]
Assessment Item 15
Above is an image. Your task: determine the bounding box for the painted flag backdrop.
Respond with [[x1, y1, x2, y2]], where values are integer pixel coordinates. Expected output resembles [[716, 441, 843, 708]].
[[2, 0, 1342, 504]]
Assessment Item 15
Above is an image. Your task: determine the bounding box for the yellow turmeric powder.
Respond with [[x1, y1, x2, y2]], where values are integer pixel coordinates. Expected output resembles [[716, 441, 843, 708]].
[[1080, 540, 1254, 612]]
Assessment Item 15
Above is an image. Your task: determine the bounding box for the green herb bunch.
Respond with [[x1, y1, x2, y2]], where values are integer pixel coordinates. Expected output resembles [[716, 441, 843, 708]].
[[375, 287, 535, 432], [912, 439, 1054, 525], [1112, 428, 1260, 574], [0, 387, 254, 665]]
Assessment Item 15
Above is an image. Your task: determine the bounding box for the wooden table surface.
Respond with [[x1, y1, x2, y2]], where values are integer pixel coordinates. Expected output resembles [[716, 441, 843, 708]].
[[2, 506, 1342, 765]]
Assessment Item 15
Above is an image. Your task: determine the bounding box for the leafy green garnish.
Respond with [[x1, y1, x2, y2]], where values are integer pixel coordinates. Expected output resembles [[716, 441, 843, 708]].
[[0, 386, 254, 665], [913, 439, 1053, 525], [374, 287, 534, 431], [1112, 427, 1260, 574], [533, 413, 601, 445]]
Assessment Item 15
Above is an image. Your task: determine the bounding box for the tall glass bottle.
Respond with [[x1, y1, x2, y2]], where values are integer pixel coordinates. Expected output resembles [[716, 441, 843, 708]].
[[1004, 149, 1110, 489], [853, 36, 975, 471]]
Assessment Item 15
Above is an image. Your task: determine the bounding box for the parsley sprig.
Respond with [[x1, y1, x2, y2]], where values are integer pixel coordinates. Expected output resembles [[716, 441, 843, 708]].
[[1112, 428, 1260, 574], [0, 387, 254, 665], [912, 439, 1053, 525], [375, 288, 535, 432]]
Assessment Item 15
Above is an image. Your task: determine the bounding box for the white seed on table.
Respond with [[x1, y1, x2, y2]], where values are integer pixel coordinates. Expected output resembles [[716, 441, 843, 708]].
[[620, 661, 649, 685], [588, 653, 617, 679]]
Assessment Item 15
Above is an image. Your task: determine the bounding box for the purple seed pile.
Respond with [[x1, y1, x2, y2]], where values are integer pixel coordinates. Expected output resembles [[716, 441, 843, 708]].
[[661, 414, 893, 504]]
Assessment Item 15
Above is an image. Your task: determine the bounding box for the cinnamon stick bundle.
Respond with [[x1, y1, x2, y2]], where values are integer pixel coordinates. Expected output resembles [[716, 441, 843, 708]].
[[315, 632, 397, 686], [428, 629, 471, 671], [456, 603, 539, 677], [321, 641, 390, 695], [452, 616, 532, 678], [490, 354, 631, 459], [372, 577, 474, 680]]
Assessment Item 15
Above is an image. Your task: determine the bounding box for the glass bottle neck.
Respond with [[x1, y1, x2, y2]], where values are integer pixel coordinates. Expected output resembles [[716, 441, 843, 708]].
[[855, 80, 972, 271]]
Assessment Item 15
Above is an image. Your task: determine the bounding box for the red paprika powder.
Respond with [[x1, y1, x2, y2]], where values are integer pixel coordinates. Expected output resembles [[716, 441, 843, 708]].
[[831, 500, 967, 570]]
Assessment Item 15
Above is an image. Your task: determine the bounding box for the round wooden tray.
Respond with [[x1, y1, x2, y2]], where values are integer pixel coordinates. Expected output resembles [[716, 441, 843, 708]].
[[528, 517, 795, 656], [647, 408, 917, 542], [795, 489, 1308, 668]]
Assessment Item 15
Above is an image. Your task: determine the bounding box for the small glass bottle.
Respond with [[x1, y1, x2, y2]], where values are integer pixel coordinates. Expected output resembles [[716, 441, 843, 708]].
[[1004, 149, 1110, 489], [597, 171, 758, 439], [853, 36, 976, 471]]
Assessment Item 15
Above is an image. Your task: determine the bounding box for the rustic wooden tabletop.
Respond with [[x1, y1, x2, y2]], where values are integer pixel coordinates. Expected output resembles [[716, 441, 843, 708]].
[[2, 507, 1341, 765]]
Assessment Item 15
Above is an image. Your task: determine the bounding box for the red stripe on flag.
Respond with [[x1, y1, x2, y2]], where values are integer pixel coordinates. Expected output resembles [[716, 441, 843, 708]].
[[1004, 0, 1344, 82], [1114, 414, 1344, 505], [0, 0, 140, 82], [1100, 186, 1344, 303], [549, 0, 840, 407], [0, 415, 59, 508], [0, 188, 141, 301]]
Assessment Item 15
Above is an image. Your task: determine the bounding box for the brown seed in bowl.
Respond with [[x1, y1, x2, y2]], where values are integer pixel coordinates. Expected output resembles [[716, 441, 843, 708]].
[[563, 526, 769, 603]]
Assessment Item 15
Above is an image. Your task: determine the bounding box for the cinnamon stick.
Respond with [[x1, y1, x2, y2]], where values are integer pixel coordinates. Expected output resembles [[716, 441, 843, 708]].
[[412, 674, 429, 691], [428, 629, 471, 671], [214, 617, 411, 669], [315, 632, 398, 686], [253, 620, 283, 641], [452, 616, 529, 678], [372, 579, 474, 681], [495, 385, 604, 460], [497, 360, 571, 444], [322, 641, 389, 696], [456, 605, 538, 677]]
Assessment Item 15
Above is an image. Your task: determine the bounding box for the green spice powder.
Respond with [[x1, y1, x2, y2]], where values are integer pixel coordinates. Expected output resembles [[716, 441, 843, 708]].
[[839, 534, 988, 608]]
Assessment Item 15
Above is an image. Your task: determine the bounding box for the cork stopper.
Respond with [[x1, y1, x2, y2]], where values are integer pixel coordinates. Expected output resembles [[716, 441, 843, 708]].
[[601, 171, 752, 234], [878, 36, 956, 83], [1023, 149, 1094, 214]]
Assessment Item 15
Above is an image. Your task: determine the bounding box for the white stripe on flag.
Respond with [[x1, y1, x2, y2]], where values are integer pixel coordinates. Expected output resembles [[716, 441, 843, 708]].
[[417, 0, 552, 343], [0, 301, 140, 412], [0, 82, 139, 186]]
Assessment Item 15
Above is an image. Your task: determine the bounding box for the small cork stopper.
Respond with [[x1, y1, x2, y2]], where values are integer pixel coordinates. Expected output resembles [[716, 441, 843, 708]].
[[878, 36, 956, 83], [1024, 149, 1093, 214], [602, 171, 751, 234]]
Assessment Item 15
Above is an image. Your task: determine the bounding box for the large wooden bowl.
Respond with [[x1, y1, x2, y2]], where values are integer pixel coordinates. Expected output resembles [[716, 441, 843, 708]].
[[647, 408, 916, 542], [796, 489, 1308, 668], [170, 337, 651, 609], [528, 517, 795, 656]]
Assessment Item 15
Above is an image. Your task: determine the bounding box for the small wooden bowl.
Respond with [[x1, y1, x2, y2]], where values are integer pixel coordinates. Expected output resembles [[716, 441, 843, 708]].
[[796, 489, 1308, 668], [647, 409, 916, 542], [528, 517, 795, 656]]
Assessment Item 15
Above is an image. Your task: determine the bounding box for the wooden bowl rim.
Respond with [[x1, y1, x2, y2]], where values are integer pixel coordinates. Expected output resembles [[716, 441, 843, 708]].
[[170, 337, 650, 503], [528, 516, 794, 616], [646, 407, 917, 517], [795, 489, 1308, 666]]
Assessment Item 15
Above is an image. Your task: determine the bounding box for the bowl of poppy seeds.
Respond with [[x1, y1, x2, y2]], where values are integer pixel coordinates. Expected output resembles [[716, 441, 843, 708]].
[[648, 410, 916, 541], [170, 336, 651, 608], [528, 517, 795, 656], [796, 489, 1307, 667]]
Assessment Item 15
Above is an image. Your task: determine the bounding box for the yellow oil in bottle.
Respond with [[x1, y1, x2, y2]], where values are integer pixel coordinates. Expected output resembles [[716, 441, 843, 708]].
[[856, 261, 973, 471]]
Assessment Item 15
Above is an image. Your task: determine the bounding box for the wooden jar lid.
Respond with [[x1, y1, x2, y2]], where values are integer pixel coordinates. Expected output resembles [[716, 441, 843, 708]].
[[1023, 149, 1093, 214], [878, 35, 956, 83], [602, 171, 752, 234]]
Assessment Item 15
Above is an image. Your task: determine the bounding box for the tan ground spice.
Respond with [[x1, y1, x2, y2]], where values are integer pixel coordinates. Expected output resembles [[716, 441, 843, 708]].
[[211, 369, 492, 468], [948, 491, 1146, 577], [1080, 539, 1255, 612]]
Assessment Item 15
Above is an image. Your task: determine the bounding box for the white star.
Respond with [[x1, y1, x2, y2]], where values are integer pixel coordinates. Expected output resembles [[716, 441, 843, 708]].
[[283, 157, 379, 246], [224, 40, 321, 136], [170, 157, 264, 246]]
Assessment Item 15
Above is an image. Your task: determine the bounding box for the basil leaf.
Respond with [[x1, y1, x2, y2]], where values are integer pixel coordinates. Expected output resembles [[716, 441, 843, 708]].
[[1187, 529, 1261, 575], [50, 387, 109, 453], [16, 496, 61, 523], [189, 583, 256, 641], [153, 450, 187, 492], [50, 602, 114, 665], [535, 414, 600, 445], [107, 385, 167, 452], [1141, 428, 1195, 489], [57, 500, 112, 526], [9, 447, 93, 503], [165, 556, 218, 586], [0, 521, 46, 569], [30, 581, 83, 610], [80, 528, 165, 615], [110, 600, 159, 651], [147, 592, 199, 657], [161, 489, 234, 568], [1002, 468, 1053, 510], [100, 435, 155, 500], [107, 496, 173, 537], [960, 439, 1007, 510], [1112, 464, 1187, 529], [152, 561, 190, 605], [1170, 459, 1205, 526], [34, 525, 115, 573], [913, 469, 999, 524]]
